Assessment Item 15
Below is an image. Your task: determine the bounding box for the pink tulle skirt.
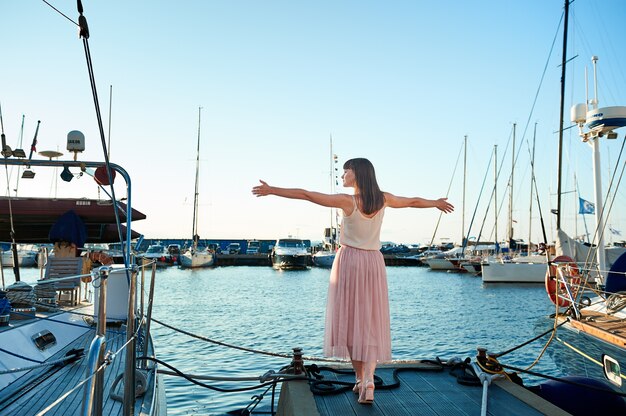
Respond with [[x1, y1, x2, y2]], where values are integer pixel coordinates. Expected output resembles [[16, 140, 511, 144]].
[[323, 245, 391, 362]]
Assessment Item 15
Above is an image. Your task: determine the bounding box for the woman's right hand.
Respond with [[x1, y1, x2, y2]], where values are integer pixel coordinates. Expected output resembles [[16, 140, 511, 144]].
[[252, 180, 272, 197]]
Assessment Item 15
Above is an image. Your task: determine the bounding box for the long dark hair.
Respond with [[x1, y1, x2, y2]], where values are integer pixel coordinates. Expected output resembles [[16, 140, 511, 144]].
[[343, 158, 385, 215]]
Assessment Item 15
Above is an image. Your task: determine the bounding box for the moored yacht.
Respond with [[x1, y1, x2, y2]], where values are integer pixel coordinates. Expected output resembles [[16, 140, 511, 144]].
[[0, 153, 166, 415], [544, 54, 626, 401], [0, 3, 167, 413], [0, 244, 37, 267], [481, 255, 548, 283], [271, 238, 310, 270]]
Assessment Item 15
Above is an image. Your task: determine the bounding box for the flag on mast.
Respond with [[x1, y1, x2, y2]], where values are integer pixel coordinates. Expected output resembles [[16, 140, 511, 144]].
[[579, 198, 595, 215]]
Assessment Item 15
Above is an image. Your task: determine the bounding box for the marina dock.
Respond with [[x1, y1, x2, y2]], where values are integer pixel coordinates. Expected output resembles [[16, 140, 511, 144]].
[[213, 254, 421, 267], [277, 362, 570, 416]]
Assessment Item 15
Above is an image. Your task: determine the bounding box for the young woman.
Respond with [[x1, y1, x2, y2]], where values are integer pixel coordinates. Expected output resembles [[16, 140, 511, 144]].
[[252, 157, 453, 404]]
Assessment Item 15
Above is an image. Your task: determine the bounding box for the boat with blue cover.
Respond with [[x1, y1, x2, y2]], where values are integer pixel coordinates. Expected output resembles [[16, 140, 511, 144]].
[[0, 2, 166, 414], [543, 53, 626, 411]]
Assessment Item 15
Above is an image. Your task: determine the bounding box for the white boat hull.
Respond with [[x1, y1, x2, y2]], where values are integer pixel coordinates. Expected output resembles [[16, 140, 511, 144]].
[[481, 261, 547, 283], [424, 258, 461, 271], [1, 251, 37, 267], [180, 250, 214, 268], [312, 251, 335, 268]]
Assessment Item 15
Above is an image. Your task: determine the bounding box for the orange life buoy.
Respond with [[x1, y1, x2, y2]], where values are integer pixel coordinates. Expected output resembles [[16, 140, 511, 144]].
[[545, 255, 580, 307], [88, 251, 115, 266]]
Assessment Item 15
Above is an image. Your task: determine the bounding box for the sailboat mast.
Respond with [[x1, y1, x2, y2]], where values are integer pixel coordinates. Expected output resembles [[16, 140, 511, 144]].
[[556, 0, 570, 230], [589, 57, 608, 275], [192, 107, 202, 249], [494, 145, 498, 252], [462, 135, 467, 246], [528, 123, 536, 255], [328, 135, 339, 249], [508, 123, 516, 245]]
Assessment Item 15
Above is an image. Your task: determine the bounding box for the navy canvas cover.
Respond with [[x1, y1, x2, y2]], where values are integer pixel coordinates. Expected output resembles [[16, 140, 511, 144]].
[[48, 210, 88, 248]]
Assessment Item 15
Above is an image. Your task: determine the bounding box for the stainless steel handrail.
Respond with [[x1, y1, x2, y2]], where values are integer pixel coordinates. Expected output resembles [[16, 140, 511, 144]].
[[82, 266, 110, 416], [123, 264, 138, 416], [556, 265, 581, 320]]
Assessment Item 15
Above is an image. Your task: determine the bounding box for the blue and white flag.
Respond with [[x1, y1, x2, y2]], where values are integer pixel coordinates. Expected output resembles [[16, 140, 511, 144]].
[[579, 198, 595, 215]]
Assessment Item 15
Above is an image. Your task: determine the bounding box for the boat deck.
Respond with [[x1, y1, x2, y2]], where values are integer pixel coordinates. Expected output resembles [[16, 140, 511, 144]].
[[277, 363, 570, 416], [0, 322, 159, 415], [569, 309, 626, 348]]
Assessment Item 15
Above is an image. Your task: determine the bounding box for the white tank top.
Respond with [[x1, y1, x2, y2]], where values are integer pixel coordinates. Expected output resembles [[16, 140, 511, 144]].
[[339, 196, 385, 250]]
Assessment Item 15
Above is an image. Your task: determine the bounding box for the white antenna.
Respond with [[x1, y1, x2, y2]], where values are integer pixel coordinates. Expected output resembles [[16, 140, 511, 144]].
[[591, 55, 599, 109]]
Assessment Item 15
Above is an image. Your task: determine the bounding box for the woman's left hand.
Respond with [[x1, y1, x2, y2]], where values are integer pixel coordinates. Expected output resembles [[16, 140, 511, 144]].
[[436, 198, 454, 213]]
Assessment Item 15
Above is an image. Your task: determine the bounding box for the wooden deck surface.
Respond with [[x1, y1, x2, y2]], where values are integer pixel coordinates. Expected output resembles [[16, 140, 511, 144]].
[[0, 324, 157, 415], [570, 310, 626, 348]]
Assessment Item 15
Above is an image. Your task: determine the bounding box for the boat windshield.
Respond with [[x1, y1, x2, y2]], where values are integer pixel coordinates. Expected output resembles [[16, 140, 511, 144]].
[[147, 245, 164, 253], [278, 241, 303, 248]]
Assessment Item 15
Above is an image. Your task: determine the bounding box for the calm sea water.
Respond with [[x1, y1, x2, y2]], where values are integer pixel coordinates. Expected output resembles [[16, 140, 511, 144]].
[[16, 264, 561, 415], [149, 265, 561, 415]]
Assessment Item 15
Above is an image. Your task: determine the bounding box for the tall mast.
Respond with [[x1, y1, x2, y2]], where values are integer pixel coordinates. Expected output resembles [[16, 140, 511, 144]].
[[462, 135, 467, 245], [556, 0, 570, 230], [508, 123, 516, 244], [494, 145, 498, 252], [192, 106, 202, 249], [329, 135, 339, 249], [589, 57, 607, 275], [528, 123, 537, 255]]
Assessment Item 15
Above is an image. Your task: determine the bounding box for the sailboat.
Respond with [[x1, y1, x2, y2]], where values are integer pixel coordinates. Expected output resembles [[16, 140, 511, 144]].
[[481, 125, 548, 283], [312, 136, 339, 268], [424, 135, 468, 272], [0, 3, 166, 413], [180, 107, 215, 268], [545, 53, 626, 396]]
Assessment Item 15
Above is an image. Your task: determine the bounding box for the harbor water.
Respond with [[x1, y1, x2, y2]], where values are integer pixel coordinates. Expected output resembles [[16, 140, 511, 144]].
[[18, 265, 561, 415]]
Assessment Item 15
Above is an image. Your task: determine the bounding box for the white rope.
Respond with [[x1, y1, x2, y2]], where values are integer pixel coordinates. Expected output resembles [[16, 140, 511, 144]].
[[471, 362, 503, 416], [0, 354, 80, 375]]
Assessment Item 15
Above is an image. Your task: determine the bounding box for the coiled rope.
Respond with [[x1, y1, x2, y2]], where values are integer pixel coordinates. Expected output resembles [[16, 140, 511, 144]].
[[5, 281, 35, 307], [607, 291, 626, 314]]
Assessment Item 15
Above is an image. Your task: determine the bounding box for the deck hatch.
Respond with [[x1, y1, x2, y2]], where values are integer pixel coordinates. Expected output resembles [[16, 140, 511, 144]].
[[31, 329, 56, 351]]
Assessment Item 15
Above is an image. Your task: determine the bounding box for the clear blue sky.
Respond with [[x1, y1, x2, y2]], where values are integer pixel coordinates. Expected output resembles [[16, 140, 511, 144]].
[[2, 1, 626, 245]]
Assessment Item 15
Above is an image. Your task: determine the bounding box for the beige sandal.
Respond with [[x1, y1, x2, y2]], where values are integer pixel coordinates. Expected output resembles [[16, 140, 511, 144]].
[[358, 380, 375, 404]]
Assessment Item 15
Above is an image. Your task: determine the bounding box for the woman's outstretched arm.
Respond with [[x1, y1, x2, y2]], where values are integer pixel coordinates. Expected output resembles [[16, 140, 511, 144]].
[[252, 180, 353, 210], [384, 192, 454, 213]]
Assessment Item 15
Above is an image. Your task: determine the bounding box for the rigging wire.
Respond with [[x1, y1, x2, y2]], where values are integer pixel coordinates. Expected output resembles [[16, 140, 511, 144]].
[[72, 2, 132, 284], [461, 149, 494, 254], [427, 139, 464, 249], [0, 103, 21, 281], [580, 137, 626, 283], [41, 0, 79, 26], [487, 10, 564, 249], [474, 129, 512, 247]]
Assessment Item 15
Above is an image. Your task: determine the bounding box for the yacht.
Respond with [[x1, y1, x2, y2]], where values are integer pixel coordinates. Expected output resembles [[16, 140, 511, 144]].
[[271, 238, 311, 270]]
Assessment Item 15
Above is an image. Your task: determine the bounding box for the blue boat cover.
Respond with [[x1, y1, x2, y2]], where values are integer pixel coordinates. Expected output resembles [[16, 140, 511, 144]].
[[48, 210, 88, 248], [606, 251, 626, 294], [530, 376, 626, 414]]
